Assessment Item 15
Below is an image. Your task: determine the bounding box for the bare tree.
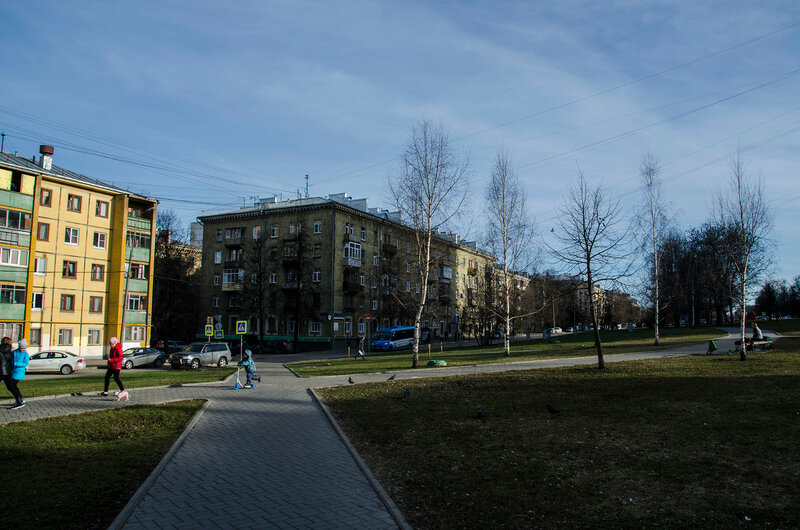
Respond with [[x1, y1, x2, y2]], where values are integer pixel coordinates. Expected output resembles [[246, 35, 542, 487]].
[[637, 153, 671, 345], [485, 149, 537, 356], [714, 152, 774, 360], [390, 119, 470, 368], [549, 169, 632, 369]]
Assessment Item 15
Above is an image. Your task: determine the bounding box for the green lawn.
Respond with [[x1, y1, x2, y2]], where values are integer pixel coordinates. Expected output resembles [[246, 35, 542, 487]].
[[319, 337, 800, 529], [0, 368, 235, 400], [0, 400, 205, 530], [291, 327, 723, 376], [754, 318, 800, 335]]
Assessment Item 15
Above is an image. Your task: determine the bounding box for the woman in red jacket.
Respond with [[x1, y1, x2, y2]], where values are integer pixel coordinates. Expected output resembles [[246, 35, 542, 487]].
[[101, 337, 127, 400]]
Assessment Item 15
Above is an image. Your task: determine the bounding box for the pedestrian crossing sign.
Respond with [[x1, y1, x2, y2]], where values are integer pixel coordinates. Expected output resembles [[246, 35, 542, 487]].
[[214, 329, 224, 339], [205, 325, 213, 337], [236, 321, 247, 334]]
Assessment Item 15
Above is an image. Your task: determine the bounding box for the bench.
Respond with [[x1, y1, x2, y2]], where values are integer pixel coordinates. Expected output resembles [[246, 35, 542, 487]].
[[734, 336, 773, 352]]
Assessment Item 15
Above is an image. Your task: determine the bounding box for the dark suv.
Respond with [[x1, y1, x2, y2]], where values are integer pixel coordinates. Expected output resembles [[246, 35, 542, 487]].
[[170, 342, 231, 369]]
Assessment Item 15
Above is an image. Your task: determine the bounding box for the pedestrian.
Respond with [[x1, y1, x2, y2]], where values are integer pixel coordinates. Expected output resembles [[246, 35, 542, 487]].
[[752, 322, 763, 341], [9, 338, 29, 409], [1, 336, 24, 407], [102, 337, 128, 400], [237, 349, 261, 388], [355, 336, 366, 359]]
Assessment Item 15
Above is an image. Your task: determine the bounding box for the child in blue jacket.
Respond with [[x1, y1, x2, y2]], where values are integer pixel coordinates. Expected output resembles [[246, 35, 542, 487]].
[[238, 349, 262, 388]]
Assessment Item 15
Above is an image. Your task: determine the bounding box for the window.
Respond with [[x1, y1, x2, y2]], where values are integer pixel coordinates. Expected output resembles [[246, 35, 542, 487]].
[[124, 326, 146, 342], [67, 194, 82, 212], [416, 282, 420, 294], [222, 269, 244, 284], [126, 294, 147, 311], [91, 264, 104, 281], [359, 274, 365, 286], [30, 328, 42, 346], [360, 227, 366, 240], [58, 328, 73, 346], [130, 262, 148, 279], [62, 261, 77, 278], [407, 241, 411, 253], [406, 261, 410, 273], [406, 281, 411, 293], [312, 270, 320, 283], [309, 321, 322, 335], [0, 284, 25, 304], [288, 223, 302, 235], [373, 253, 378, 266], [229, 248, 243, 261], [126, 231, 151, 248], [0, 247, 28, 267], [89, 296, 103, 313], [64, 227, 79, 245], [0, 208, 32, 231], [343, 242, 362, 265], [269, 272, 277, 284], [214, 250, 222, 264], [313, 244, 322, 258], [95, 200, 109, 218], [40, 188, 52, 207], [216, 229, 223, 242], [358, 319, 365, 334], [88, 329, 102, 345], [213, 274, 220, 286], [396, 238, 401, 250], [372, 299, 378, 310], [228, 296, 240, 308], [31, 292, 43, 310], [371, 278, 378, 289], [314, 220, 322, 234], [60, 294, 75, 311], [212, 296, 219, 307], [34, 257, 46, 275], [93, 231, 106, 249], [253, 226, 261, 239], [36, 222, 49, 241], [270, 225, 278, 238]]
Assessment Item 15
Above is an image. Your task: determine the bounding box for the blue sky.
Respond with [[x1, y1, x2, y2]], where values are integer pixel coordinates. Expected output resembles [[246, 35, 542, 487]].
[[1, 1, 798, 285]]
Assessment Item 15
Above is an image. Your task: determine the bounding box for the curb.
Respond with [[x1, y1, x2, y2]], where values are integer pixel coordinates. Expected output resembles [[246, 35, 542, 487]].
[[309, 387, 412, 530], [107, 399, 211, 530]]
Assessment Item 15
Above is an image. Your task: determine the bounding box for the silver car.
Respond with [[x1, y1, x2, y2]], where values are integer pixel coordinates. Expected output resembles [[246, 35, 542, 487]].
[[28, 351, 86, 375], [122, 347, 166, 369], [170, 342, 231, 369]]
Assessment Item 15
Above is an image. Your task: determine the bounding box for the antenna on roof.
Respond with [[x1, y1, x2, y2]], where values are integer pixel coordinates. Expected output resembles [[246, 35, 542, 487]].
[[305, 174, 309, 198], [1, 132, 5, 153]]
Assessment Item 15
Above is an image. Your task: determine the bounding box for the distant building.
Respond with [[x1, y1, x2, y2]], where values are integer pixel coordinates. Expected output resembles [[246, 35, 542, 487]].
[[197, 193, 494, 346], [0, 146, 157, 356]]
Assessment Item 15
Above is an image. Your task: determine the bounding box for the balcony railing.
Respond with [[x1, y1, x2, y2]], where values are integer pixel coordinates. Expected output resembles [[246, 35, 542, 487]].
[[221, 282, 243, 292], [281, 281, 300, 290], [343, 256, 362, 268], [343, 280, 363, 293], [127, 217, 152, 232], [224, 236, 242, 247]]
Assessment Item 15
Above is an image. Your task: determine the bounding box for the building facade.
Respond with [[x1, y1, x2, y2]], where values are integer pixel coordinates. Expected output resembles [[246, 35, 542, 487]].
[[0, 146, 157, 356], [197, 193, 494, 346]]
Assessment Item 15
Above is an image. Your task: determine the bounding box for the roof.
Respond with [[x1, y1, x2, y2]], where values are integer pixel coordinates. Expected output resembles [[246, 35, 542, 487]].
[[0, 150, 156, 202]]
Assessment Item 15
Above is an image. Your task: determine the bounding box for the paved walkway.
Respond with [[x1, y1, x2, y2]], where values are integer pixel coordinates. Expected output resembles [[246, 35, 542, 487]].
[[0, 329, 764, 529]]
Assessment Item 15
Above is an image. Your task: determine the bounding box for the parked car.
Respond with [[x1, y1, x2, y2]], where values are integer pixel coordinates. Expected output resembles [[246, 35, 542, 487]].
[[170, 342, 231, 369], [122, 347, 166, 369], [565, 327, 574, 333], [27, 351, 86, 375], [553, 327, 562, 334]]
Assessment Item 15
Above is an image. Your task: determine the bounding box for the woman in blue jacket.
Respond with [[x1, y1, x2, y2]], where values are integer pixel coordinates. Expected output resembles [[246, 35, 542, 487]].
[[9, 338, 29, 409]]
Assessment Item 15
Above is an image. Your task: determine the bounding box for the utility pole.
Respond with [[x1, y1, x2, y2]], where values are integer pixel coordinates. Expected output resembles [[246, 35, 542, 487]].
[[305, 175, 309, 198]]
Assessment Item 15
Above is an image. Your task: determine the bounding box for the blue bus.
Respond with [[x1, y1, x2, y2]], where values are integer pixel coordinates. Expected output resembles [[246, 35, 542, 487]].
[[371, 326, 415, 351]]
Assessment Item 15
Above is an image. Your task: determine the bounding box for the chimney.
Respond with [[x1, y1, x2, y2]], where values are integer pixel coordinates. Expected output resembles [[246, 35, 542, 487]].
[[39, 145, 54, 170]]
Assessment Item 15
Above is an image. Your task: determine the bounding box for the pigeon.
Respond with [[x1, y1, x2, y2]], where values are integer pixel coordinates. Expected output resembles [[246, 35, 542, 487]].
[[546, 404, 560, 415], [476, 408, 485, 419], [348, 376, 355, 384], [403, 389, 410, 399], [387, 373, 396, 381]]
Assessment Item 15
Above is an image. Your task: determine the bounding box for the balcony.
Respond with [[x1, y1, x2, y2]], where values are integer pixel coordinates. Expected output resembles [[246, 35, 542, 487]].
[[467, 267, 478, 276], [224, 236, 243, 247], [438, 288, 451, 304], [281, 281, 300, 290], [0, 189, 34, 210], [127, 217, 152, 232], [0, 303, 25, 320], [343, 232, 360, 243], [124, 311, 148, 325], [126, 246, 151, 262], [222, 282, 243, 292], [0, 228, 30, 247], [343, 280, 363, 294], [343, 256, 362, 268], [467, 288, 478, 306], [124, 278, 149, 292], [381, 243, 397, 257], [438, 276, 451, 284], [224, 260, 243, 269], [282, 256, 300, 268]]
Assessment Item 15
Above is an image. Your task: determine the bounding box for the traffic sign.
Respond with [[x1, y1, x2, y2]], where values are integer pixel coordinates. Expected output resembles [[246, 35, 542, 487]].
[[236, 321, 247, 334], [214, 323, 222, 330], [204, 325, 213, 337], [214, 329, 224, 339]]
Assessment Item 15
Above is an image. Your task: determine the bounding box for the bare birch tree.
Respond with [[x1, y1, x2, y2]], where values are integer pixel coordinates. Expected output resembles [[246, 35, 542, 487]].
[[714, 152, 774, 360], [485, 149, 536, 356], [549, 169, 632, 369], [390, 119, 470, 368], [637, 153, 670, 345]]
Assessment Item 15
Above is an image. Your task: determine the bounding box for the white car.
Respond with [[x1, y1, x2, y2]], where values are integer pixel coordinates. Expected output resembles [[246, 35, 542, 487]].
[[553, 327, 562, 334], [27, 351, 86, 375]]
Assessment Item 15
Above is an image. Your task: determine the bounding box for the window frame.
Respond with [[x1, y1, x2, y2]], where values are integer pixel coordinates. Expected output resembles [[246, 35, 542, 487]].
[[40, 188, 52, 207], [62, 260, 77, 279], [95, 200, 109, 218], [93, 231, 107, 249], [64, 226, 79, 245], [57, 328, 73, 346], [60, 294, 75, 312], [89, 295, 103, 313], [67, 194, 82, 213]]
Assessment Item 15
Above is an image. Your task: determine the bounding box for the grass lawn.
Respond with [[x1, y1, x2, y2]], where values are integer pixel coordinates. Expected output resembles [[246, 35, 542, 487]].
[[319, 337, 800, 529], [0, 400, 205, 530], [291, 327, 723, 376], [753, 318, 800, 335], [0, 368, 235, 400]]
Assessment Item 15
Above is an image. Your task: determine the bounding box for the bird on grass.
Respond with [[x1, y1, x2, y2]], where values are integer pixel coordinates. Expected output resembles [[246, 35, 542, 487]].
[[546, 404, 560, 415], [348, 376, 355, 384], [387, 373, 396, 381]]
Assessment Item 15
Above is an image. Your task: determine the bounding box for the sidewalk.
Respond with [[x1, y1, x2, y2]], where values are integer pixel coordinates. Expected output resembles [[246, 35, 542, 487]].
[[0, 330, 750, 528]]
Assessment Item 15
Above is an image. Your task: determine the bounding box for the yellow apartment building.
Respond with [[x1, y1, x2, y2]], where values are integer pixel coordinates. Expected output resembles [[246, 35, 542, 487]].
[[0, 146, 156, 357]]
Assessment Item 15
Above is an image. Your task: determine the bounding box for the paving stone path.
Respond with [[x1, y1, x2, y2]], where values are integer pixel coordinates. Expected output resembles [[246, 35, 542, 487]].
[[0, 330, 755, 529]]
